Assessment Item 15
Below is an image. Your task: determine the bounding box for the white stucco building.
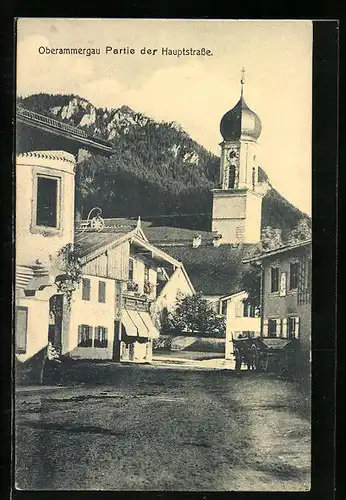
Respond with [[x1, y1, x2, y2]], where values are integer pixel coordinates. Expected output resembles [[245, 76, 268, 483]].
[[15, 150, 76, 364], [220, 291, 260, 360], [60, 221, 188, 363]]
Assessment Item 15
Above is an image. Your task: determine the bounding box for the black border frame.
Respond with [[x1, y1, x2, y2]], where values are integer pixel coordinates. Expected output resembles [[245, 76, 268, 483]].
[[0, 13, 338, 500]]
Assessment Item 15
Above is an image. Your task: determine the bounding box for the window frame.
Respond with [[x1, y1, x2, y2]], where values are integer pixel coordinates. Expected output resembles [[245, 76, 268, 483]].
[[98, 280, 106, 303], [287, 316, 300, 340], [228, 164, 236, 189], [289, 261, 299, 290], [36, 175, 59, 228], [31, 168, 62, 236], [94, 326, 108, 348], [243, 300, 255, 318], [82, 278, 91, 301], [78, 324, 93, 347], [267, 318, 280, 338], [270, 266, 279, 293]]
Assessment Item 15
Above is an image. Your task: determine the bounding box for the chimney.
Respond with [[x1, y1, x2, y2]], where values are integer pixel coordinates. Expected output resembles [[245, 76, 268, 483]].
[[213, 234, 222, 247], [192, 235, 202, 248]]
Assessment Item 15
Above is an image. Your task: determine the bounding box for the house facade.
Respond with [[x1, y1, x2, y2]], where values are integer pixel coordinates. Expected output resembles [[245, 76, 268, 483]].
[[60, 224, 184, 363], [15, 150, 76, 365], [15, 110, 114, 381], [247, 239, 312, 366], [220, 291, 261, 359], [152, 264, 195, 330]]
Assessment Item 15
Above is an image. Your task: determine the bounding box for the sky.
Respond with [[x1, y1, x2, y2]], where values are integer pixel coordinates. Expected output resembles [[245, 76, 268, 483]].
[[17, 19, 312, 215]]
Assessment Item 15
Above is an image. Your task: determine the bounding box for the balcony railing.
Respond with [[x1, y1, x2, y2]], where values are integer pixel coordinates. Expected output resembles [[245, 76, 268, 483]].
[[16, 106, 113, 148], [123, 293, 151, 312], [17, 106, 87, 138]]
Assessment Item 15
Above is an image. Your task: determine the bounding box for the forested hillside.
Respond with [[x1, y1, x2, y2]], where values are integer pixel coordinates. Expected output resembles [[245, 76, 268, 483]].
[[18, 93, 309, 234]]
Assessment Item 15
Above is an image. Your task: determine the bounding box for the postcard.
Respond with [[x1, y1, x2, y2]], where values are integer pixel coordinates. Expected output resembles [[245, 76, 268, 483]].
[[15, 18, 313, 491]]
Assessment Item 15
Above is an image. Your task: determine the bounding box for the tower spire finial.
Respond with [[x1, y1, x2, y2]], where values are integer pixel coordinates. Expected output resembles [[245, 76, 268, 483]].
[[240, 67, 245, 97]]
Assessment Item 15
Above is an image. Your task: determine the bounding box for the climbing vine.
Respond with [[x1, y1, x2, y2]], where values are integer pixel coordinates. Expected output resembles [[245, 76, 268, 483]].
[[54, 243, 83, 309]]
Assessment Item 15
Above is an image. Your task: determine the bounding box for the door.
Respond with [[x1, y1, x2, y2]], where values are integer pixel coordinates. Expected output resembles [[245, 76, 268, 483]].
[[49, 295, 63, 348], [112, 320, 121, 361]]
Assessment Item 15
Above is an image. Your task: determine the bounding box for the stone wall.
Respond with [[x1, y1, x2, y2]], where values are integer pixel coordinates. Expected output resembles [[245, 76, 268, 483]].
[[153, 335, 225, 353]]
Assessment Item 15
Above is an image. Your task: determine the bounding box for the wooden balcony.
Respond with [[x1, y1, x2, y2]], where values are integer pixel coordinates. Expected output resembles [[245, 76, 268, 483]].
[[123, 292, 152, 312]]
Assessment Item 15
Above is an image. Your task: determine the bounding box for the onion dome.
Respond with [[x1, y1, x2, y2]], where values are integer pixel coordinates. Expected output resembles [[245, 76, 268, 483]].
[[220, 70, 262, 142]]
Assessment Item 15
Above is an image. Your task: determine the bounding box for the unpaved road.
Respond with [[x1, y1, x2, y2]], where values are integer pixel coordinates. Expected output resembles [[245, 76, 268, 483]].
[[15, 363, 310, 491]]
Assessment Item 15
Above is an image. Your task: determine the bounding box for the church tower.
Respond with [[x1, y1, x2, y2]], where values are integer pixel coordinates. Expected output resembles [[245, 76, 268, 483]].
[[212, 69, 263, 244]]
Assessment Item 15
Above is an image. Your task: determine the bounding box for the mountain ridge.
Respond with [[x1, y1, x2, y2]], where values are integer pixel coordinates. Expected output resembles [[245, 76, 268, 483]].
[[17, 93, 310, 237]]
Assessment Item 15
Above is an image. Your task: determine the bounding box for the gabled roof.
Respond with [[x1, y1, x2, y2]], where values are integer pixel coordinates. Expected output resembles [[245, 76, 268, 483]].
[[75, 217, 218, 247], [74, 217, 259, 296], [243, 239, 312, 264], [219, 290, 248, 302], [74, 230, 132, 259], [74, 228, 182, 268], [102, 217, 152, 230], [156, 264, 196, 303], [154, 244, 258, 296]]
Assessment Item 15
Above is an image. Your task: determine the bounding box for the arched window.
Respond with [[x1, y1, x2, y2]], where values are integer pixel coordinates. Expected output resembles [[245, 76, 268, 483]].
[[228, 165, 236, 189]]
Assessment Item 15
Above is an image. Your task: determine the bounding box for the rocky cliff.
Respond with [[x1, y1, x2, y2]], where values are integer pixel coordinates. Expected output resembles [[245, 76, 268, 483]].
[[18, 93, 309, 235]]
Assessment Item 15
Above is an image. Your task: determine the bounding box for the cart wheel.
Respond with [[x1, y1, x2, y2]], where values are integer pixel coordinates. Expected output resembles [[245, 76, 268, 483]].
[[234, 349, 242, 373]]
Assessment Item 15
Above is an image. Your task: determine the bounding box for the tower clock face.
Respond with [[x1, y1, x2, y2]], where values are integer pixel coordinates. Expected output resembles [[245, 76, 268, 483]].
[[227, 148, 239, 165]]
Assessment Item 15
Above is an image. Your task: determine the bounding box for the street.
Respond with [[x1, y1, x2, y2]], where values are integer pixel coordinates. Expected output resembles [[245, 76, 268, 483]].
[[15, 363, 311, 491]]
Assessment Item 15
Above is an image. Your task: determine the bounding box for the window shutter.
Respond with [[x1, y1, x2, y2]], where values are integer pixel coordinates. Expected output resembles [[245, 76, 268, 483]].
[[78, 325, 82, 345], [295, 317, 300, 339], [279, 272, 287, 297], [15, 307, 28, 353], [298, 258, 306, 303], [98, 281, 106, 303], [282, 318, 288, 338], [89, 325, 93, 346], [263, 319, 268, 335], [278, 319, 283, 337], [82, 278, 91, 301]]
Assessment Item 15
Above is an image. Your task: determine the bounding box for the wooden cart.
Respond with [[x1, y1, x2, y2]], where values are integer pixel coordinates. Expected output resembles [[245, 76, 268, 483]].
[[232, 334, 299, 373]]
